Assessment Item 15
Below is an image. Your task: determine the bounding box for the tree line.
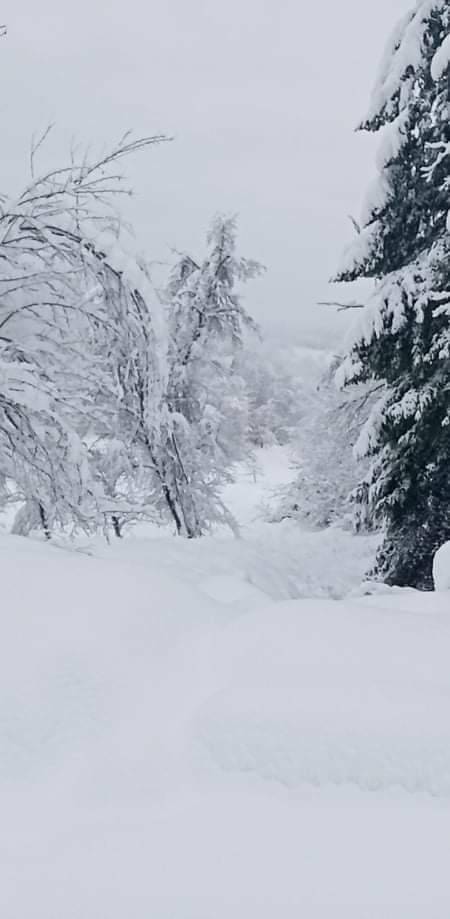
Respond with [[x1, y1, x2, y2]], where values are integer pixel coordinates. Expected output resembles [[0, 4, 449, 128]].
[[1, 0, 449, 591]]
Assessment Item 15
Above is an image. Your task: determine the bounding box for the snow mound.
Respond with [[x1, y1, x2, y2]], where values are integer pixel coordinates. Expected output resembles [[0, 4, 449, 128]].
[[433, 540, 450, 591]]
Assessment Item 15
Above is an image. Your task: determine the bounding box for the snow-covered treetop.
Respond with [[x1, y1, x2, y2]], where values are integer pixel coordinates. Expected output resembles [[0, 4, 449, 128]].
[[362, 0, 449, 128], [167, 216, 263, 370], [336, 0, 449, 283]]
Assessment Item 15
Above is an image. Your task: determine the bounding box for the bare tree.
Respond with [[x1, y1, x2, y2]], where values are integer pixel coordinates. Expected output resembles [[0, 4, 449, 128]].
[[107, 216, 263, 537], [0, 132, 168, 535]]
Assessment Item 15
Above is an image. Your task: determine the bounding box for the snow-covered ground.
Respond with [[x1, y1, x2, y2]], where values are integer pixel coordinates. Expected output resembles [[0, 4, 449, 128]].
[[1, 448, 449, 917], [105, 447, 378, 604]]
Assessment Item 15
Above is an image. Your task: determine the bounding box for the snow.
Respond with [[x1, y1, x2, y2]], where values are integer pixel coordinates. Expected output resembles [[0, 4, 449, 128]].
[[375, 110, 410, 169], [431, 32, 450, 81], [1, 449, 450, 917], [359, 172, 391, 226], [433, 540, 450, 590], [363, 0, 447, 124], [336, 220, 380, 278], [338, 255, 438, 369], [354, 389, 391, 459], [108, 447, 377, 603]]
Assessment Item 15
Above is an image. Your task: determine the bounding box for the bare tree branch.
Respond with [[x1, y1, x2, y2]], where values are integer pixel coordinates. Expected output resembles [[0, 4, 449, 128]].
[[317, 300, 365, 311]]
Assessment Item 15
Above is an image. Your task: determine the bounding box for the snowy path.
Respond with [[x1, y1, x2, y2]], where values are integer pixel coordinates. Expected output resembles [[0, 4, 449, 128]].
[[101, 447, 378, 605], [0, 451, 449, 917]]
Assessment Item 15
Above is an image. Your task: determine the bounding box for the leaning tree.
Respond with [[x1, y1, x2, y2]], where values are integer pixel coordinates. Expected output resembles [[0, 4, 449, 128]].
[[0, 132, 167, 535], [111, 216, 263, 537]]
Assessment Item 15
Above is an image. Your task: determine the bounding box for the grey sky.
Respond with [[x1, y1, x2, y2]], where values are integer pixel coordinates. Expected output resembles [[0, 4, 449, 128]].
[[2, 0, 411, 347]]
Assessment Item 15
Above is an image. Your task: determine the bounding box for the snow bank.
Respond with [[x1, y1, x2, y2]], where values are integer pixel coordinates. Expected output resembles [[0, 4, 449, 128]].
[[433, 540, 450, 591]]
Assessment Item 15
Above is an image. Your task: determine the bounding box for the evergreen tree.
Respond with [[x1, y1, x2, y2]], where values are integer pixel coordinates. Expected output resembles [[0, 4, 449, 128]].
[[335, 0, 450, 588]]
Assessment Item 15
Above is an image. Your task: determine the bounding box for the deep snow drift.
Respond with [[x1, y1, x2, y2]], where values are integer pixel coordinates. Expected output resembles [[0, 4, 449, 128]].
[[1, 448, 449, 918]]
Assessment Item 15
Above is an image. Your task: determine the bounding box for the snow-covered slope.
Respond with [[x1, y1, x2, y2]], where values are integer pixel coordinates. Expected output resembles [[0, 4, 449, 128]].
[[1, 450, 449, 918]]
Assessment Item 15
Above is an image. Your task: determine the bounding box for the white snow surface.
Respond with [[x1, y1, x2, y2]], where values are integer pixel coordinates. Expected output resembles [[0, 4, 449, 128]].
[[364, 0, 447, 123], [1, 447, 450, 918], [433, 540, 450, 591]]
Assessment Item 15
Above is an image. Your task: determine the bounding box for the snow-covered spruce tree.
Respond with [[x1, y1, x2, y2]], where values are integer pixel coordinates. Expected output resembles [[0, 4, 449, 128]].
[[335, 1, 450, 588], [0, 133, 165, 536], [119, 216, 262, 537]]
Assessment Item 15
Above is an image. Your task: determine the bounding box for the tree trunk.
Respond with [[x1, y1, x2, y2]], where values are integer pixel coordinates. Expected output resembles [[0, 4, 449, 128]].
[[38, 503, 51, 540], [111, 515, 123, 538]]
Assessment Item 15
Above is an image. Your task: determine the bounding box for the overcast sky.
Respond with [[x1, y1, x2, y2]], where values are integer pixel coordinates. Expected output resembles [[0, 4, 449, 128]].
[[2, 0, 411, 347]]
